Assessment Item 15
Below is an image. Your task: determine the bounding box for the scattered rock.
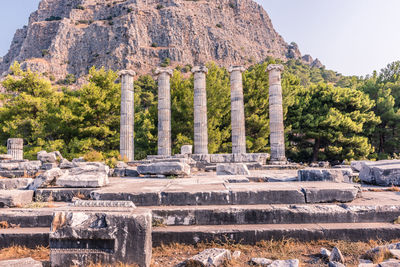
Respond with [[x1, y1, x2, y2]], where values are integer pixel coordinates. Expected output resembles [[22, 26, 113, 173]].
[[56, 162, 109, 188], [249, 258, 273, 266], [351, 161, 369, 172], [232, 250, 241, 259], [43, 163, 57, 170], [28, 168, 65, 190], [112, 168, 126, 177], [137, 162, 190, 176], [389, 249, 400, 259], [0, 190, 34, 208], [37, 151, 63, 164], [329, 261, 346, 267], [59, 159, 74, 169], [0, 154, 13, 160], [0, 257, 42, 267], [182, 248, 231, 266], [269, 259, 300, 267], [329, 247, 345, 264], [321, 248, 332, 258], [216, 163, 250, 176]]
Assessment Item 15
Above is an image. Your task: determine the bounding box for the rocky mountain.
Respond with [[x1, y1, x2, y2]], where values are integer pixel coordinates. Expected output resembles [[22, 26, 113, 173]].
[[0, 0, 315, 79]]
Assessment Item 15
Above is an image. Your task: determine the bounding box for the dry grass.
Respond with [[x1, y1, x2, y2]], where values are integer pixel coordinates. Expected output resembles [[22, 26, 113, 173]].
[[1, 239, 399, 267], [0, 221, 9, 229], [363, 247, 393, 264], [152, 239, 400, 267], [0, 246, 49, 261], [367, 186, 400, 192], [394, 216, 400, 224], [74, 191, 87, 200]]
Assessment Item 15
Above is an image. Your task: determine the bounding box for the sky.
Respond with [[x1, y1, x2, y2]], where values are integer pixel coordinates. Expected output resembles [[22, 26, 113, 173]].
[[1, 0, 400, 76]]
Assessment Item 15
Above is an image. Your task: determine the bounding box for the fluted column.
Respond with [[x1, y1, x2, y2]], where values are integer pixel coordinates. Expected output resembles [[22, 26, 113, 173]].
[[119, 70, 136, 162], [156, 68, 173, 156], [267, 64, 286, 163], [228, 66, 246, 154], [192, 66, 209, 155], [7, 138, 23, 160]]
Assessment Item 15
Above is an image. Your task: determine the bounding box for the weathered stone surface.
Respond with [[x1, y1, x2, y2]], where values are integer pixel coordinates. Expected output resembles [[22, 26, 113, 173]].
[[0, 257, 42, 267], [112, 168, 126, 177], [183, 248, 231, 267], [298, 168, 352, 183], [351, 161, 369, 172], [367, 242, 400, 255], [269, 259, 300, 267], [329, 262, 346, 267], [59, 159, 74, 169], [329, 247, 345, 263], [18, 161, 42, 171], [359, 160, 400, 186], [0, 154, 13, 160], [249, 258, 273, 266], [378, 259, 400, 267], [157, 68, 173, 157], [50, 209, 152, 267], [389, 249, 400, 259], [72, 199, 136, 208], [56, 162, 109, 188], [29, 168, 65, 190], [216, 163, 250, 176], [137, 162, 190, 176], [37, 151, 63, 164], [0, 190, 33, 207], [181, 145, 193, 155], [120, 70, 135, 162], [7, 138, 23, 160], [303, 185, 360, 203], [43, 162, 57, 170], [0, 178, 33, 190], [0, 0, 306, 80]]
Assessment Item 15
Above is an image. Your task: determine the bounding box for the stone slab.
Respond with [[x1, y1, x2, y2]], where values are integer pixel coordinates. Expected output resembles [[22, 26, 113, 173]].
[[137, 162, 190, 176], [216, 163, 250, 175], [0, 190, 33, 207], [302, 183, 360, 203], [359, 160, 400, 186], [0, 178, 33, 190], [56, 162, 109, 188], [0, 257, 42, 267], [0, 227, 49, 248], [298, 168, 353, 183]]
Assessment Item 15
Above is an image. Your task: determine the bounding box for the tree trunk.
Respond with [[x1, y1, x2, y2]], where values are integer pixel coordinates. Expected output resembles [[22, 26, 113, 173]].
[[312, 137, 320, 162]]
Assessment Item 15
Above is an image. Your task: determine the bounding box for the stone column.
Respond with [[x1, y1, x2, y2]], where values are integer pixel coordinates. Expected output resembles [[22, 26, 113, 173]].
[[228, 66, 246, 154], [267, 64, 286, 163], [192, 66, 209, 155], [119, 70, 136, 162], [7, 138, 23, 160], [156, 68, 173, 156]]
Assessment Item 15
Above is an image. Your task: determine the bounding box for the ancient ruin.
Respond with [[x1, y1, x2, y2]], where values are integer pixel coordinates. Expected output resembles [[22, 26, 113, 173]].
[[7, 138, 23, 161]]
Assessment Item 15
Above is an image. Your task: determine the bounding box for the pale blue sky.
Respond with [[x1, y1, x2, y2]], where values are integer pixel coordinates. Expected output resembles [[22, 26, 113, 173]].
[[1, 0, 400, 76]]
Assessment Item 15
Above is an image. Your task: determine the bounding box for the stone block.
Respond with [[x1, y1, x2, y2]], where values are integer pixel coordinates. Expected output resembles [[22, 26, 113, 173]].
[[0, 178, 33, 190], [249, 258, 273, 266], [137, 162, 190, 176], [37, 151, 62, 163], [303, 185, 360, 203], [181, 145, 193, 155], [298, 168, 352, 183], [0, 257, 42, 267], [125, 167, 139, 177], [50, 209, 152, 267], [0, 154, 13, 160], [56, 162, 109, 188], [359, 160, 400, 186], [43, 163, 57, 170], [29, 168, 65, 190], [182, 248, 231, 266], [269, 259, 299, 267], [112, 168, 126, 177], [0, 190, 33, 207], [329, 247, 345, 263], [351, 160, 369, 172], [18, 161, 42, 171], [59, 159, 74, 169], [0, 170, 26, 178], [216, 163, 250, 176]]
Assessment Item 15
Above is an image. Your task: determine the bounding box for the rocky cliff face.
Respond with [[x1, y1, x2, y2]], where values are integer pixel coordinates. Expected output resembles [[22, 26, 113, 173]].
[[1, 0, 307, 78]]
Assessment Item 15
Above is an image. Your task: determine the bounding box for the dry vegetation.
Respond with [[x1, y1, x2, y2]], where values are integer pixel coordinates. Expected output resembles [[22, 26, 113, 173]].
[[0, 239, 398, 267], [366, 186, 400, 192]]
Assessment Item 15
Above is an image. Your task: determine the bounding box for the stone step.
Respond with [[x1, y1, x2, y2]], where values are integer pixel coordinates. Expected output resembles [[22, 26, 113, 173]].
[[152, 222, 400, 246], [0, 190, 34, 207], [0, 209, 53, 227], [91, 181, 360, 206], [0, 227, 49, 248], [151, 203, 400, 226]]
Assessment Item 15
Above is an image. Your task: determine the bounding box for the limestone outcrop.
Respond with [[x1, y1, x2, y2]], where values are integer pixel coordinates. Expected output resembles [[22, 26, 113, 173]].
[[1, 0, 309, 79]]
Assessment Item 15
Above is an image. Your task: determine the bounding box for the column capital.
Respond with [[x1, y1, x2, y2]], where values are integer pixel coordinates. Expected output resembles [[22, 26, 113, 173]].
[[228, 66, 245, 73], [118, 70, 136, 77], [192, 66, 208, 74], [267, 64, 284, 72], [155, 68, 173, 77]]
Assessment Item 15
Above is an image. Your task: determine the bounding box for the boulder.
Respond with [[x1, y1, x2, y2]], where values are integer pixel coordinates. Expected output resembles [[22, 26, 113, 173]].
[[0, 257, 42, 267], [216, 163, 250, 176], [37, 151, 63, 164], [183, 248, 231, 266], [298, 168, 352, 183], [28, 168, 65, 190], [0, 190, 34, 207], [359, 160, 400, 186], [321, 248, 331, 258], [269, 259, 300, 267], [249, 258, 273, 266], [351, 160, 369, 172], [56, 162, 109, 188], [329, 247, 345, 263], [0, 178, 33, 190], [181, 145, 193, 155], [137, 162, 190, 176]]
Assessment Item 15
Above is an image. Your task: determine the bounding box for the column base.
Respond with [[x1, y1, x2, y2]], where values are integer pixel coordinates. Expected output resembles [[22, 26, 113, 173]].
[[269, 159, 288, 165]]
